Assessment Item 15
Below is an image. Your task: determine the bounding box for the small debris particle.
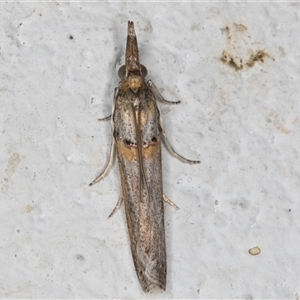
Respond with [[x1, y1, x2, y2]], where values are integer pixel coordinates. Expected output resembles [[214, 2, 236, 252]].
[[249, 246, 261, 256], [76, 254, 85, 261], [25, 205, 34, 213], [69, 35, 74, 40]]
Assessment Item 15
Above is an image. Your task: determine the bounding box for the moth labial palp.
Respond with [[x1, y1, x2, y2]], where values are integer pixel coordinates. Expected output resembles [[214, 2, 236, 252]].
[[90, 20, 200, 293]]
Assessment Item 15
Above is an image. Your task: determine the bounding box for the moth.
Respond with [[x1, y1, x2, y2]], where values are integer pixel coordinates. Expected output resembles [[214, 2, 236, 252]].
[[90, 21, 200, 293]]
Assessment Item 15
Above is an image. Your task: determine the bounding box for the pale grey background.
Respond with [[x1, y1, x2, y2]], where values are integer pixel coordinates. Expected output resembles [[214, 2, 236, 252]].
[[1, 2, 300, 299]]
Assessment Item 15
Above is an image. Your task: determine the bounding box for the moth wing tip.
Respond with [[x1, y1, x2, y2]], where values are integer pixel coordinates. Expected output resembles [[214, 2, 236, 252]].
[[143, 283, 166, 293]]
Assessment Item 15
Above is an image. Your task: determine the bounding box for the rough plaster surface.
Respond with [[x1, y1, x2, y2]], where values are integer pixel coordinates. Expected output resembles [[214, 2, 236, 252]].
[[1, 2, 300, 299]]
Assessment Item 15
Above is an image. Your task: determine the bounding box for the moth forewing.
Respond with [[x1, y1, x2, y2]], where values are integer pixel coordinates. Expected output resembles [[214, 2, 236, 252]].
[[113, 71, 167, 291]]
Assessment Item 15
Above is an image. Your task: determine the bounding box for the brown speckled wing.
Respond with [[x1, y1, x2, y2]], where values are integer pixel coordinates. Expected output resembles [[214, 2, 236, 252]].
[[113, 82, 166, 292]]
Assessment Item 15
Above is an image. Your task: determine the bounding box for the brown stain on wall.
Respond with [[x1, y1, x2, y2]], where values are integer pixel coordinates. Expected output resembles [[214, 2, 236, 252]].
[[220, 23, 273, 71], [246, 50, 270, 67], [2, 152, 21, 194], [6, 152, 21, 177]]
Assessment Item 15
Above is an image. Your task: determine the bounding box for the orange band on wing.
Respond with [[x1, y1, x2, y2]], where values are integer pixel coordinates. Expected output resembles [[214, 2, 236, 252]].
[[116, 136, 161, 161]]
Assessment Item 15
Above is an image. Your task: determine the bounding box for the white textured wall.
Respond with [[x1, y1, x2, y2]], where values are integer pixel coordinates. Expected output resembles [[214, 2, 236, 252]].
[[1, 2, 300, 299]]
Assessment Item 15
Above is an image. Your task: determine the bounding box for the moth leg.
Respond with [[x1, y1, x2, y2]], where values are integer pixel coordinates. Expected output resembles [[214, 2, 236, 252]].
[[147, 80, 181, 105], [108, 196, 123, 219], [89, 139, 116, 186], [163, 194, 179, 210], [161, 130, 200, 164], [98, 115, 111, 122]]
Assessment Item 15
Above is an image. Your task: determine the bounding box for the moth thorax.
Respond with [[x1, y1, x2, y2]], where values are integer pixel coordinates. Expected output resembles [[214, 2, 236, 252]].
[[133, 95, 141, 108], [128, 74, 142, 90]]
